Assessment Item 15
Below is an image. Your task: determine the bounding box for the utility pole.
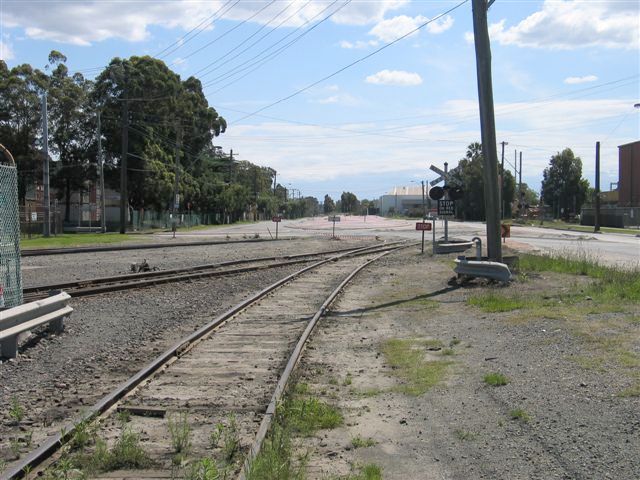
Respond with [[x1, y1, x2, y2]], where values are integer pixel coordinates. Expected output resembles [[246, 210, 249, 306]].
[[519, 152, 523, 217], [41, 92, 51, 237], [421, 180, 426, 254], [273, 170, 277, 194], [472, 0, 502, 262], [172, 125, 182, 218], [594, 141, 601, 232], [500, 141, 508, 219], [97, 112, 106, 233], [119, 66, 129, 234], [444, 162, 449, 241], [228, 149, 233, 183]]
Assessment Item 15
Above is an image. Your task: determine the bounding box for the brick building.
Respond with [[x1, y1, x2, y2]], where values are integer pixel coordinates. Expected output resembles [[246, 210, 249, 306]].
[[618, 140, 640, 207]]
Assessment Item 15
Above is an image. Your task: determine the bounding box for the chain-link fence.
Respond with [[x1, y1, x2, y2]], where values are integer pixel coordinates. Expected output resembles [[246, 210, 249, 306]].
[[19, 205, 64, 238], [0, 164, 23, 308]]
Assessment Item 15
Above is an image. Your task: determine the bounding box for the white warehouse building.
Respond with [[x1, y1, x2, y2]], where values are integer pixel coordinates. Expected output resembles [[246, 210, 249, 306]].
[[379, 186, 433, 216]]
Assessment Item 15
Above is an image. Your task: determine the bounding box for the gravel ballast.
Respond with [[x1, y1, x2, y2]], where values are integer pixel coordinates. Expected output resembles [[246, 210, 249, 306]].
[[0, 238, 370, 464]]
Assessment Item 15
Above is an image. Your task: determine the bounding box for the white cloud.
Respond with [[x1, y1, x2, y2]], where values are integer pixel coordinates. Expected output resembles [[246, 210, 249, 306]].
[[313, 93, 359, 106], [1, 1, 408, 46], [339, 39, 378, 49], [368, 13, 454, 43], [216, 97, 635, 196], [0, 40, 14, 60], [369, 15, 427, 43], [317, 95, 339, 104], [564, 75, 598, 84], [426, 15, 454, 34], [365, 69, 423, 86], [475, 0, 640, 50]]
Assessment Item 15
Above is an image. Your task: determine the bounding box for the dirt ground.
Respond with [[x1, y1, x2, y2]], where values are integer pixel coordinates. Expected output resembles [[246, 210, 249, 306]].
[[294, 247, 639, 480]]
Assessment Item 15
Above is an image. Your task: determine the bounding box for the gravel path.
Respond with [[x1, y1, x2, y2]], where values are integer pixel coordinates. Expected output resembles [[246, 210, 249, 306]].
[[293, 249, 639, 479]]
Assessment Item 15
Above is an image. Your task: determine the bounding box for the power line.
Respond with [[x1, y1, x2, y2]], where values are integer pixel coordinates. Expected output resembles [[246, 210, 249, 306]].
[[156, 0, 239, 59], [167, 0, 279, 68], [191, 0, 300, 77], [229, 0, 469, 124], [201, 0, 344, 89]]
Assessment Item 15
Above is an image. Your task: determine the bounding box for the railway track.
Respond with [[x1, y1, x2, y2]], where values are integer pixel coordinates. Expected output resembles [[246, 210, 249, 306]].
[[22, 243, 396, 302], [20, 238, 269, 257], [3, 242, 406, 479]]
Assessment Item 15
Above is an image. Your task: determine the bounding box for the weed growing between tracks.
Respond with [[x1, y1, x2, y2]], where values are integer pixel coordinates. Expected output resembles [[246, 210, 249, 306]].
[[40, 417, 152, 477], [247, 382, 344, 480], [168, 412, 192, 465]]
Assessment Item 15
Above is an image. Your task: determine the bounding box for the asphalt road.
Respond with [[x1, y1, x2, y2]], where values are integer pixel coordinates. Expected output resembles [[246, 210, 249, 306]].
[[166, 216, 640, 268]]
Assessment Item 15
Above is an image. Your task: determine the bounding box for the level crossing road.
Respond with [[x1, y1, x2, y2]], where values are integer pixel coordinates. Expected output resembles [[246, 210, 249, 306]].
[[165, 216, 639, 268]]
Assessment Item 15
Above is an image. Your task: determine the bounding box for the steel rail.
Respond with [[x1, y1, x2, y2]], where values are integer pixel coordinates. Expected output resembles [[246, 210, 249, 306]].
[[22, 243, 402, 302], [2, 242, 406, 479], [239, 246, 403, 479], [22, 244, 377, 295], [20, 238, 273, 257]]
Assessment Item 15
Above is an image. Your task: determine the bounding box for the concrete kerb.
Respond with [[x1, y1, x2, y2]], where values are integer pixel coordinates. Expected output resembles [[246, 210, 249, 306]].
[[0, 292, 72, 359]]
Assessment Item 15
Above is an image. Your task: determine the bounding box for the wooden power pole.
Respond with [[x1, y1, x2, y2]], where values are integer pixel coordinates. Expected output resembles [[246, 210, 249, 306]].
[[472, 0, 502, 262], [594, 141, 600, 232], [119, 66, 129, 234]]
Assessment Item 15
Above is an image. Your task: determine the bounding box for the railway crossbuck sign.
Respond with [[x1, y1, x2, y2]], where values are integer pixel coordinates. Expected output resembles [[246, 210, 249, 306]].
[[429, 164, 461, 187]]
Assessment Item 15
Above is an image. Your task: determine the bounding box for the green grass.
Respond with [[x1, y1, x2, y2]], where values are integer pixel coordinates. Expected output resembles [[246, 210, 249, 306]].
[[8, 397, 25, 423], [509, 408, 531, 422], [484, 372, 510, 386], [284, 397, 343, 436], [167, 412, 191, 464], [21, 233, 145, 249], [467, 292, 528, 312], [618, 383, 640, 398], [72, 427, 152, 473], [536, 221, 639, 236], [351, 388, 383, 398], [453, 429, 477, 441], [382, 338, 452, 395], [293, 382, 310, 394], [519, 253, 640, 303], [351, 435, 377, 449], [403, 297, 439, 308], [333, 463, 383, 480], [246, 418, 306, 480], [184, 458, 220, 480]]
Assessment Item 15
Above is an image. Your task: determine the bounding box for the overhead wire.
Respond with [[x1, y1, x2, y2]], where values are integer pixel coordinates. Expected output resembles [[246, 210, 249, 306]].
[[228, 0, 469, 124], [167, 0, 279, 68], [191, 0, 301, 77], [156, 0, 240, 59], [200, 0, 344, 89]]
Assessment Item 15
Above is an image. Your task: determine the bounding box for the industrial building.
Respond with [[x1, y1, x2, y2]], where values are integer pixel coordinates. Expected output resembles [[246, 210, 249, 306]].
[[378, 185, 432, 216], [581, 140, 640, 227]]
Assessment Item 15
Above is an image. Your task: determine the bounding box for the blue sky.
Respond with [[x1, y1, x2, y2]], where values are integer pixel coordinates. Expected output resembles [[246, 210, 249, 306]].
[[1, 0, 638, 202]]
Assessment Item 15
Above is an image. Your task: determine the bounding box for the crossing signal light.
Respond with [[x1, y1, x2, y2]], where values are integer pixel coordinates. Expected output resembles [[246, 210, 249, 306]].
[[429, 186, 444, 200], [449, 186, 464, 200]]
